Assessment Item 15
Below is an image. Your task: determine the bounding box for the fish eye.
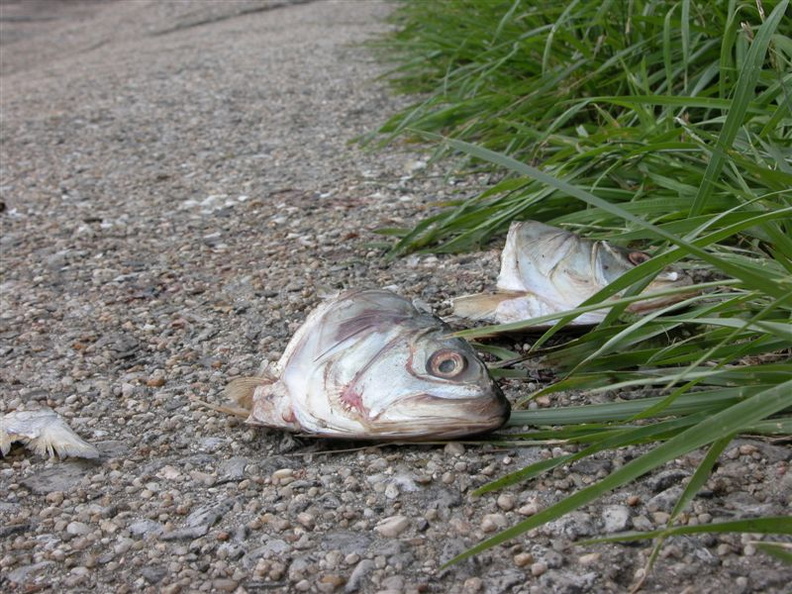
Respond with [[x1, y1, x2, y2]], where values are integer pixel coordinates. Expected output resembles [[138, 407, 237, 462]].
[[427, 349, 468, 379], [628, 251, 651, 266]]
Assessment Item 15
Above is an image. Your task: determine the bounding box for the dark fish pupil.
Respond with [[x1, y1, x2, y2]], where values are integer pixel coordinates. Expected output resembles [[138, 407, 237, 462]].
[[438, 358, 457, 374]]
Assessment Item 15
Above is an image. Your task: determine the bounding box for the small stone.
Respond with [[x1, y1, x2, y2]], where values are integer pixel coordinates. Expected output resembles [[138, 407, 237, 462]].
[[146, 376, 166, 387], [579, 553, 600, 565], [496, 494, 515, 511], [633, 515, 653, 531], [517, 502, 539, 516], [272, 468, 295, 485], [66, 522, 91, 536], [320, 574, 346, 587], [374, 515, 409, 538], [514, 552, 533, 567], [481, 513, 507, 533], [463, 576, 484, 592], [531, 562, 548, 577], [297, 512, 316, 530], [652, 511, 670, 526], [212, 578, 239, 592], [45, 491, 65, 505], [345, 559, 375, 592], [444, 442, 465, 456], [602, 505, 631, 533]]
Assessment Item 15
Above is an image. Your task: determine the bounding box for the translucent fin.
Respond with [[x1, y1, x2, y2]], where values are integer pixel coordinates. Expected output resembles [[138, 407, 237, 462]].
[[225, 375, 274, 411], [452, 291, 526, 322]]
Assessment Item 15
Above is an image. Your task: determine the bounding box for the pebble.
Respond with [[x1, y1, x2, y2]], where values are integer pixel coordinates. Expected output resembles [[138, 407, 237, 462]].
[[496, 494, 516, 511], [444, 442, 466, 457], [514, 552, 533, 567], [345, 559, 375, 593], [601, 505, 631, 533], [531, 562, 548, 577], [212, 578, 238, 592], [374, 516, 410, 538], [481, 513, 507, 533], [517, 502, 539, 516], [65, 521, 91, 536]]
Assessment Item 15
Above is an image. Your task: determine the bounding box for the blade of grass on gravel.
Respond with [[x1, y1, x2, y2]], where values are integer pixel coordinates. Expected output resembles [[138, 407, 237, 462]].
[[580, 516, 792, 545], [632, 435, 736, 576], [507, 389, 746, 426], [753, 542, 792, 563], [444, 378, 792, 566], [481, 413, 710, 496]]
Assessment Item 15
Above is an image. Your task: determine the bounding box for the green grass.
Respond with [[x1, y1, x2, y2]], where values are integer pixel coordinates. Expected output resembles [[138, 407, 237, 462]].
[[367, 0, 792, 575]]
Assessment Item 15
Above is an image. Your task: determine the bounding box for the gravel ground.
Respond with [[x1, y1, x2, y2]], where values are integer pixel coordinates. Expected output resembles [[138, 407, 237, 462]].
[[1, 1, 790, 593]]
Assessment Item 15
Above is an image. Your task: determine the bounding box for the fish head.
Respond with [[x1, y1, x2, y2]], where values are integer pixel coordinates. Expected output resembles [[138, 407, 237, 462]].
[[497, 221, 693, 315], [349, 327, 510, 439], [279, 289, 510, 439]]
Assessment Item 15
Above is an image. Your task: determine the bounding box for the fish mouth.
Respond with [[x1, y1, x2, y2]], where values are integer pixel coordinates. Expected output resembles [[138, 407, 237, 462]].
[[625, 271, 696, 313], [365, 388, 511, 440]]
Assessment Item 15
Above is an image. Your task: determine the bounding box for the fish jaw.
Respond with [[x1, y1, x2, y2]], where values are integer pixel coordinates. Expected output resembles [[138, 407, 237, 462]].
[[359, 387, 511, 440], [625, 272, 696, 313]]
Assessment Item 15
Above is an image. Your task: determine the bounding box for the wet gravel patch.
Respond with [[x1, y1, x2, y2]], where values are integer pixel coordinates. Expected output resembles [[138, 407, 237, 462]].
[[1, 1, 790, 593]]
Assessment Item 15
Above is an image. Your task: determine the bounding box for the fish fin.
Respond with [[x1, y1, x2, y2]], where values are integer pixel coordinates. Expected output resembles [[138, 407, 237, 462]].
[[28, 418, 99, 459], [452, 291, 526, 322], [225, 376, 274, 411]]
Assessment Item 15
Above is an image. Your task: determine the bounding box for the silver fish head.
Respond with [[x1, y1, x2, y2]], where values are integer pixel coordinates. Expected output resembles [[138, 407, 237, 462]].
[[344, 325, 511, 439], [453, 221, 694, 325], [500, 221, 693, 310], [231, 289, 509, 439]]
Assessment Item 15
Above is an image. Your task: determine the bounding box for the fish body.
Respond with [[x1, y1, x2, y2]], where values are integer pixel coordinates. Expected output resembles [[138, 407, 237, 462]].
[[228, 289, 509, 439], [0, 408, 99, 459], [453, 221, 693, 326]]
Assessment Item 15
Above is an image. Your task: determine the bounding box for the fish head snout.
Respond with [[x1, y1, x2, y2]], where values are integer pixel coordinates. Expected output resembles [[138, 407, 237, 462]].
[[368, 383, 510, 439]]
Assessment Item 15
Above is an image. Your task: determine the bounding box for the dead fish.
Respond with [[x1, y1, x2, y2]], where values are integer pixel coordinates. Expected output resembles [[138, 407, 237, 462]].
[[227, 289, 510, 439], [453, 221, 693, 326], [0, 408, 99, 459]]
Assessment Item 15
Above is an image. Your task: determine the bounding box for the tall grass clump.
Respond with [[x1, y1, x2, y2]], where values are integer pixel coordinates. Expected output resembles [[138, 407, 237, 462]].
[[368, 0, 792, 575]]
